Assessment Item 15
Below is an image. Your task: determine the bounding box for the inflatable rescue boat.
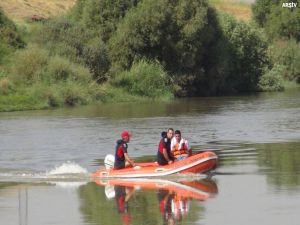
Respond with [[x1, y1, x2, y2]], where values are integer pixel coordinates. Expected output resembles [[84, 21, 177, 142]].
[[93, 151, 217, 179]]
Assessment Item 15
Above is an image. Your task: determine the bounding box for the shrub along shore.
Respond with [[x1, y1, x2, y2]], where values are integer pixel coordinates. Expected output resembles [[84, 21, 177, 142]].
[[0, 0, 299, 112]]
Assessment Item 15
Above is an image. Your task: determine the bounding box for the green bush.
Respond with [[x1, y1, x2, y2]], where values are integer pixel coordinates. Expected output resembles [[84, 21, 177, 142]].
[[252, 0, 300, 41], [0, 42, 10, 63], [10, 44, 93, 84], [69, 0, 139, 42], [0, 77, 14, 95], [111, 59, 173, 98], [59, 81, 88, 106], [265, 2, 300, 41], [46, 55, 92, 83], [252, 0, 278, 27], [11, 45, 48, 84], [34, 17, 110, 81], [0, 9, 25, 63], [82, 37, 110, 82], [211, 13, 269, 93], [109, 1, 269, 95], [0, 9, 25, 49], [109, 0, 214, 74], [258, 64, 285, 91], [269, 39, 300, 82]]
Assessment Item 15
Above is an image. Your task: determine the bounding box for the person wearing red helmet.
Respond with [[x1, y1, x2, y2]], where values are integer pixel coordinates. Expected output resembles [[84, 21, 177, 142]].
[[114, 131, 135, 170]]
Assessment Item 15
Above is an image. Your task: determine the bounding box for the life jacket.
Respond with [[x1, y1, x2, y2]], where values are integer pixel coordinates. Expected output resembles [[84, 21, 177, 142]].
[[171, 139, 188, 159], [158, 138, 165, 154], [158, 138, 171, 154], [114, 140, 128, 169], [157, 138, 173, 165]]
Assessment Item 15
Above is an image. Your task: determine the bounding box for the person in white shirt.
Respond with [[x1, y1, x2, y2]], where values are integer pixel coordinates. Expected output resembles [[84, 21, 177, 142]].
[[170, 130, 192, 161]]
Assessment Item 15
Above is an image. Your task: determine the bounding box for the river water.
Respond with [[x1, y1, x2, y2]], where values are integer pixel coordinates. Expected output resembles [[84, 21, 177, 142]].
[[0, 88, 299, 225]]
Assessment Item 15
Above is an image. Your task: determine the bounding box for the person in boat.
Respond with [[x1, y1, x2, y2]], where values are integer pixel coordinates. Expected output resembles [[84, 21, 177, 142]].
[[157, 128, 174, 165], [114, 131, 135, 170], [171, 130, 192, 161]]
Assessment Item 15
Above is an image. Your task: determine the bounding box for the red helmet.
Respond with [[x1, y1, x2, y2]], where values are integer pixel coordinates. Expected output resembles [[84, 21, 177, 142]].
[[121, 131, 131, 138]]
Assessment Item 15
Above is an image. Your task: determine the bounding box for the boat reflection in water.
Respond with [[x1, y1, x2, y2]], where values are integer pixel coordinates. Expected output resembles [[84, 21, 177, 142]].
[[95, 178, 218, 225]]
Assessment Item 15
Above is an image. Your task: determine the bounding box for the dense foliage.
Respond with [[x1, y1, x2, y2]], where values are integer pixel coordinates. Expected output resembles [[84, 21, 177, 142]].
[[70, 0, 140, 42], [107, 0, 269, 95], [34, 18, 110, 81], [0, 9, 24, 62], [32, 0, 272, 97], [269, 39, 300, 83], [252, 0, 300, 41], [252, 0, 300, 87], [111, 59, 172, 98], [1, 0, 299, 111], [208, 14, 269, 93]]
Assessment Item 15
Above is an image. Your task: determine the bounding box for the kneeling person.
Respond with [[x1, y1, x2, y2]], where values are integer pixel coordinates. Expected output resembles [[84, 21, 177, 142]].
[[157, 129, 174, 165], [114, 131, 135, 169]]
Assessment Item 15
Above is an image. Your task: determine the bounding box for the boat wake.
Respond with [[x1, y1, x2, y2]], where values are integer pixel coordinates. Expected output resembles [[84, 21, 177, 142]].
[[47, 161, 89, 175], [0, 161, 216, 186], [0, 162, 91, 183]]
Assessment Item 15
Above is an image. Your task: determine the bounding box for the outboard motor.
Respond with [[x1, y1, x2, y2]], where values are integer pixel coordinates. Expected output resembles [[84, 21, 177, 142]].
[[104, 154, 115, 170]]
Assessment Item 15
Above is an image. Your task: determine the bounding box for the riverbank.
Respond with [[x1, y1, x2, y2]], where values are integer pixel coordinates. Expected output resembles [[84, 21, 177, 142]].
[[0, 0, 299, 112], [0, 81, 168, 112]]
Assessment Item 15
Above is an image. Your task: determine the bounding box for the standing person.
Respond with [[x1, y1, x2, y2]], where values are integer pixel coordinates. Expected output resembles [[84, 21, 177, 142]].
[[171, 130, 192, 161], [157, 128, 174, 165], [114, 131, 135, 170]]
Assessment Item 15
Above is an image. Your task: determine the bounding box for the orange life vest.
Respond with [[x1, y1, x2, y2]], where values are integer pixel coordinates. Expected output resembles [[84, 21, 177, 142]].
[[172, 142, 188, 158]]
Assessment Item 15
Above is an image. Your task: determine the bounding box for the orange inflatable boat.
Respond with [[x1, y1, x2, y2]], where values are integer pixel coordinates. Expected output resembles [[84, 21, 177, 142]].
[[93, 151, 217, 179]]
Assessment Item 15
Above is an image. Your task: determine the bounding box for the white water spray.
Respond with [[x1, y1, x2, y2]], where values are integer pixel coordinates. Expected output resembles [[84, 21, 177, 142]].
[[47, 162, 88, 175]]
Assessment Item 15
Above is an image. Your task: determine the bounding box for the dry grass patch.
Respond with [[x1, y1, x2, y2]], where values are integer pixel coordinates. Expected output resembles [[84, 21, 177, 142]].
[[0, 0, 76, 22], [210, 0, 252, 21], [0, 77, 13, 94]]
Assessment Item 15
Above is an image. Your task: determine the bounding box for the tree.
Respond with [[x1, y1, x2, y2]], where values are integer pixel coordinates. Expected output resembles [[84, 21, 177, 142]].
[[0, 9, 24, 49], [109, 0, 214, 74], [218, 14, 269, 92], [252, 0, 279, 27], [252, 0, 300, 41], [69, 0, 140, 42]]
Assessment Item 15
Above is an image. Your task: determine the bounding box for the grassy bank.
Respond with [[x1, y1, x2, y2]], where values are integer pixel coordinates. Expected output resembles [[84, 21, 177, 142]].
[[0, 82, 156, 112], [0, 44, 172, 111]]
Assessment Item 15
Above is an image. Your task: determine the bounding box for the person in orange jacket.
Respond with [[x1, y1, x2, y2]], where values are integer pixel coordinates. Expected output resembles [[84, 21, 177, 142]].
[[170, 130, 192, 161]]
